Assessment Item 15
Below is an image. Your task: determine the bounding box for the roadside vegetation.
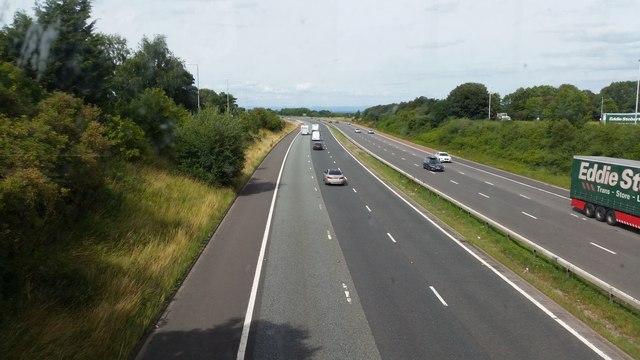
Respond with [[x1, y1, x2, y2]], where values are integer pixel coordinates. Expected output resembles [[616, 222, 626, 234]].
[[2, 0, 640, 359], [416, 119, 640, 188], [353, 81, 640, 188], [332, 127, 640, 359], [0, 1, 293, 358]]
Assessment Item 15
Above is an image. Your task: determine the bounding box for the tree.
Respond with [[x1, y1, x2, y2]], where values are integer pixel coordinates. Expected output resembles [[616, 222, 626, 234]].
[[112, 35, 197, 112], [199, 88, 239, 114], [0, 61, 45, 117], [123, 88, 189, 155], [446, 82, 489, 119], [0, 1, 118, 107], [543, 84, 590, 125], [600, 81, 637, 113], [199, 88, 219, 110], [175, 108, 245, 186], [0, 92, 111, 301], [103, 115, 151, 161], [502, 85, 556, 120]]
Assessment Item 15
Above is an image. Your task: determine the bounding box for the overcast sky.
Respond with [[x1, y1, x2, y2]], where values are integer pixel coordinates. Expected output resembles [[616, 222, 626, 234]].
[[2, 0, 640, 109]]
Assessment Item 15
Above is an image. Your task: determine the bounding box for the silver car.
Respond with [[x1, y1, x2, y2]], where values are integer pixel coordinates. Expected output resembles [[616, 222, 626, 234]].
[[323, 168, 347, 185]]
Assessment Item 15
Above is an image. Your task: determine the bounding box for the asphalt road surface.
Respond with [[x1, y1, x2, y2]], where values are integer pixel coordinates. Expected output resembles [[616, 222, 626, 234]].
[[136, 122, 629, 359], [331, 121, 640, 303]]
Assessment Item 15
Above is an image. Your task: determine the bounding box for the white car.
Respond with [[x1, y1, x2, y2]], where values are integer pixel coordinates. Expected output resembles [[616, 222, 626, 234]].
[[434, 151, 451, 163], [355, 128, 361, 133]]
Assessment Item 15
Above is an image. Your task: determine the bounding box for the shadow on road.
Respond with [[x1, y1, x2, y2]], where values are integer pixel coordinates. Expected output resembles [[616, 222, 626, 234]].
[[138, 317, 319, 360], [239, 178, 279, 197]]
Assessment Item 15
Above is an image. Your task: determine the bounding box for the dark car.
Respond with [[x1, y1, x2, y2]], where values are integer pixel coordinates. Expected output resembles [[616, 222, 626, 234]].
[[423, 156, 444, 171], [313, 142, 323, 150]]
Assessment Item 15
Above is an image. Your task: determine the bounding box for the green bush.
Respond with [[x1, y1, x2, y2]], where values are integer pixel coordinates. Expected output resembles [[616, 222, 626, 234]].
[[123, 88, 189, 156], [103, 115, 151, 161], [0, 92, 111, 302], [175, 108, 246, 186]]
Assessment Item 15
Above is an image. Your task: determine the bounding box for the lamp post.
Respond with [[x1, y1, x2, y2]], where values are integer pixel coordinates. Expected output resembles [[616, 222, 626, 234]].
[[187, 63, 200, 111], [488, 91, 492, 120], [635, 59, 640, 125], [226, 79, 230, 114]]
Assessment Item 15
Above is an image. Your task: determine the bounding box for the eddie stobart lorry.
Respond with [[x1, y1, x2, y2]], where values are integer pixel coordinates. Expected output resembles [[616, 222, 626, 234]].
[[571, 156, 640, 228]]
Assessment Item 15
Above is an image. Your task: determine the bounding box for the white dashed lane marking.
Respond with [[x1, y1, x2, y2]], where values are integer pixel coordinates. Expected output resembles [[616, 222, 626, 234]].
[[590, 242, 617, 255]]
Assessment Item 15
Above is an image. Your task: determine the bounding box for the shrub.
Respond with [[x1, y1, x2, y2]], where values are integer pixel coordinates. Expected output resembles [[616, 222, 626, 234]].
[[103, 115, 151, 161], [123, 88, 190, 156], [0, 92, 111, 301], [175, 108, 246, 186]]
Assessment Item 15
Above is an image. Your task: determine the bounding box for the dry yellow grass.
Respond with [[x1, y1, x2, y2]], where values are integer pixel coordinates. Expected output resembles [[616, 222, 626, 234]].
[[2, 123, 297, 360]]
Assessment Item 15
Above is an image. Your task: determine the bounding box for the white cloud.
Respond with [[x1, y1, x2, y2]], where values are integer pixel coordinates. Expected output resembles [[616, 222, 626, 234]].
[[295, 83, 313, 91], [3, 0, 640, 108]]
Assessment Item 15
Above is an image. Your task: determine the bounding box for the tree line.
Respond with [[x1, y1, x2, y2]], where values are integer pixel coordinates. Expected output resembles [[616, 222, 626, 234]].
[[0, 0, 283, 304], [358, 81, 638, 135]]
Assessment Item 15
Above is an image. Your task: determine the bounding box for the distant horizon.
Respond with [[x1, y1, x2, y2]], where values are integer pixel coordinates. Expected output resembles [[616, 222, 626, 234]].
[[249, 105, 369, 113]]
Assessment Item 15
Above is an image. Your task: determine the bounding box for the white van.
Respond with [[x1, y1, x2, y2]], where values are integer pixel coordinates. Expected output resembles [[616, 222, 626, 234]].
[[300, 124, 309, 135], [311, 130, 321, 141]]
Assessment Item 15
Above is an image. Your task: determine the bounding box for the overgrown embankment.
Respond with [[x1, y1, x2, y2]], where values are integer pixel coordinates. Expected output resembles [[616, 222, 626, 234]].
[[0, 122, 296, 360]]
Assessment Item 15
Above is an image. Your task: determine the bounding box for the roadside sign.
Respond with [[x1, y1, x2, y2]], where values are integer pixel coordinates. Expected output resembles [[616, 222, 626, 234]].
[[602, 113, 640, 124]]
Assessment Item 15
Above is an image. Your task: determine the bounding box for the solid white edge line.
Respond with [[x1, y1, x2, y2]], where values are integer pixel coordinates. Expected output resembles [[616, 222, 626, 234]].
[[590, 242, 617, 255], [326, 128, 612, 360], [429, 286, 448, 307], [236, 132, 297, 360]]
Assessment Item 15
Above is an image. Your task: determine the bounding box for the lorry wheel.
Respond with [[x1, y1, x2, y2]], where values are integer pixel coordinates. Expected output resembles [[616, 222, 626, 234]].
[[605, 210, 617, 226], [595, 206, 607, 222], [584, 203, 595, 218]]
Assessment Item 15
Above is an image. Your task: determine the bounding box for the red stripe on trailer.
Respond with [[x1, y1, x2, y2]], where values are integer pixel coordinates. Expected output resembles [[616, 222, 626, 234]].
[[571, 198, 586, 210], [615, 211, 640, 229]]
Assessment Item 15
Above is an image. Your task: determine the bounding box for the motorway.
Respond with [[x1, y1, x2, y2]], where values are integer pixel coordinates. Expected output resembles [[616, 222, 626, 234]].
[[329, 120, 640, 304], [136, 121, 629, 359]]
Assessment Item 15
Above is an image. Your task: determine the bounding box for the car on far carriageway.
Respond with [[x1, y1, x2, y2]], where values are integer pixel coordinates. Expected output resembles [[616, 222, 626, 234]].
[[355, 128, 361, 133], [367, 129, 374, 134], [313, 142, 323, 150], [434, 151, 451, 163], [323, 168, 347, 185], [423, 156, 444, 172]]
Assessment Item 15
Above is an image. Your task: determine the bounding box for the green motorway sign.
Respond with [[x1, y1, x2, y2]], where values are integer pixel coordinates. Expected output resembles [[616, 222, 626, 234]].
[[602, 113, 640, 124]]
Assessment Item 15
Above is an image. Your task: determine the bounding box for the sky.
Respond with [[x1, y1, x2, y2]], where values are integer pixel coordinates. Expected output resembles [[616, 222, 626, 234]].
[[1, 0, 640, 110]]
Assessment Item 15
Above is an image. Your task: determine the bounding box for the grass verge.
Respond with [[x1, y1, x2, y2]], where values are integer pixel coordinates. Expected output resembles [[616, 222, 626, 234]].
[[0, 122, 297, 360], [332, 127, 640, 359]]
